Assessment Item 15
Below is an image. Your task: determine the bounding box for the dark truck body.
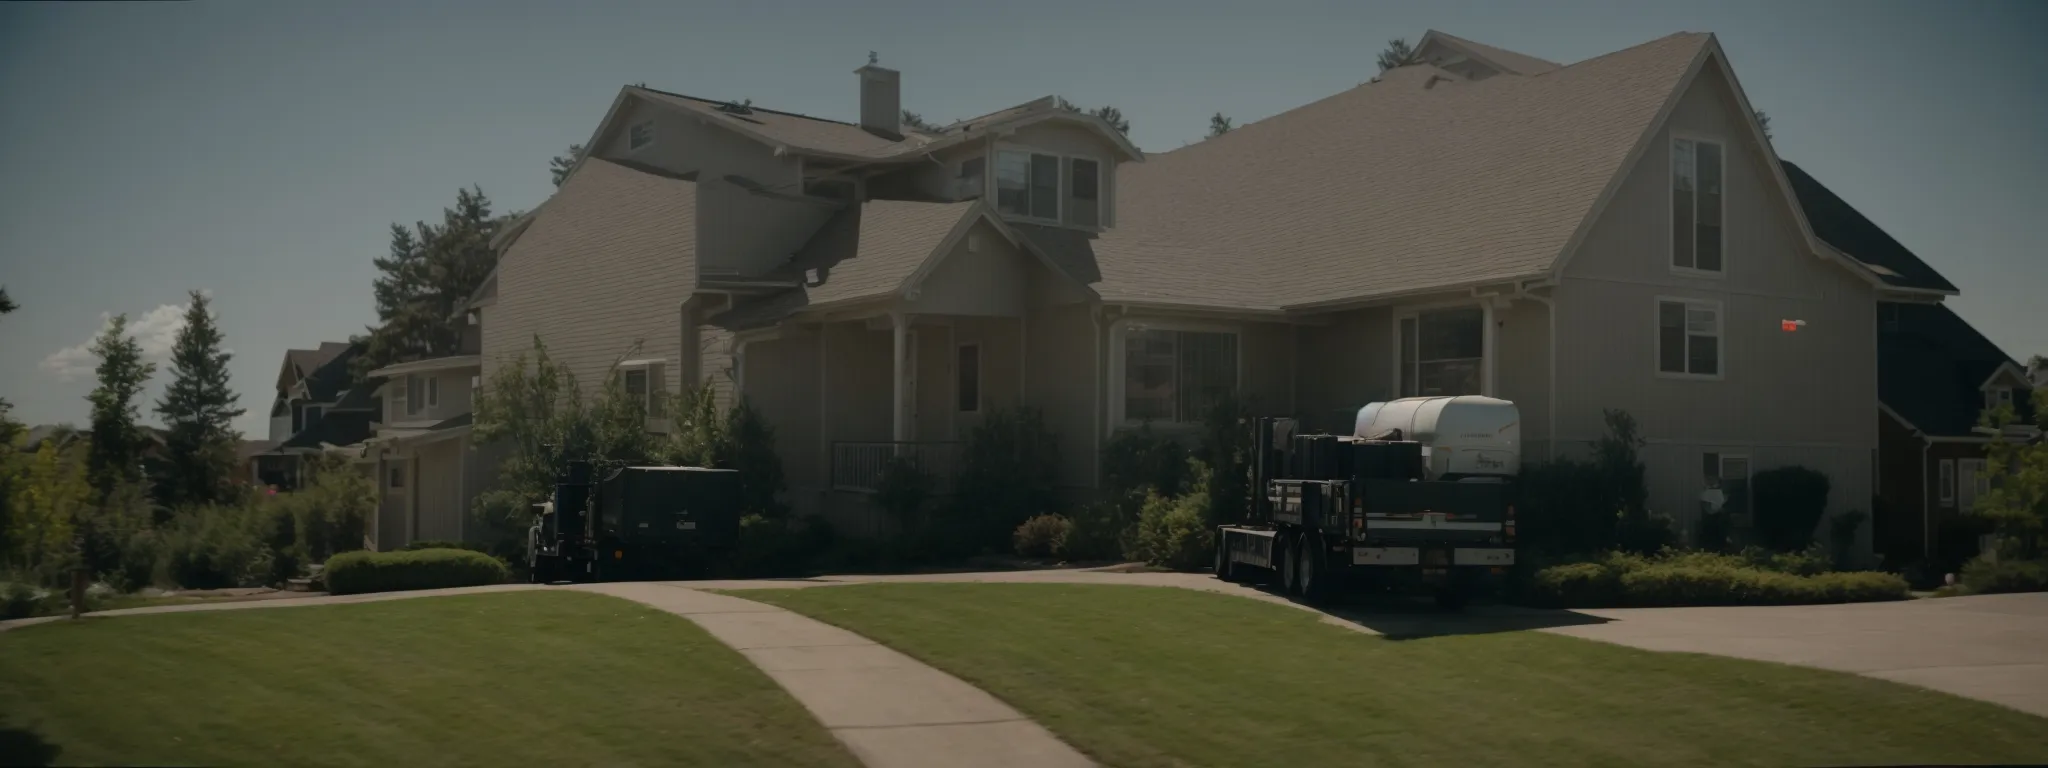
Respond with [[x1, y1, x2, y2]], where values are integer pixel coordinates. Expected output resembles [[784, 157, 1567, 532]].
[[1216, 417, 1518, 607], [528, 461, 743, 583]]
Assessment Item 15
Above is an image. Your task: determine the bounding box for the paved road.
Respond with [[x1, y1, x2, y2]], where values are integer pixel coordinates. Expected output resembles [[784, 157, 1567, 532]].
[[7, 568, 2046, 721]]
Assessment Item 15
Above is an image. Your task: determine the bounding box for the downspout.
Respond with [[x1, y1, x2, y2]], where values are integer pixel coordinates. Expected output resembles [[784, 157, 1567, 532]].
[[1523, 288, 1560, 462], [1922, 437, 1932, 560]]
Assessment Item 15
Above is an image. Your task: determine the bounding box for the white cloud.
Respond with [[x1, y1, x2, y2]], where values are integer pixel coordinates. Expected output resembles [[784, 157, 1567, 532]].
[[39, 302, 192, 383]]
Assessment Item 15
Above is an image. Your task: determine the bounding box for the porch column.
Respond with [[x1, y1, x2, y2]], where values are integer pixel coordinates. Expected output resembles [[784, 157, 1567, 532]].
[[891, 311, 910, 442], [1481, 302, 1497, 397]]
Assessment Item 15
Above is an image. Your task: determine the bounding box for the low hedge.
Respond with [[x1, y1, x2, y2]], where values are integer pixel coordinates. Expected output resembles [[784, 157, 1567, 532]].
[[1957, 556, 2048, 595], [323, 548, 508, 596], [1523, 550, 1909, 608]]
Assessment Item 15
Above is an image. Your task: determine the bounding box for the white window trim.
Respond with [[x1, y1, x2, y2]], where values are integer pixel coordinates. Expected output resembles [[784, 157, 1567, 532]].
[[993, 143, 1106, 229], [1938, 458, 1955, 507], [1654, 296, 1727, 381], [627, 120, 656, 153], [1390, 300, 1495, 399], [618, 359, 668, 432], [956, 342, 982, 413], [1669, 132, 1728, 279], [1106, 317, 1243, 430]]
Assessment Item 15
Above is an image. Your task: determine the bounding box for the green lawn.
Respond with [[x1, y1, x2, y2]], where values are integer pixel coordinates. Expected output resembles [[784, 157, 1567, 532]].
[[0, 591, 857, 768], [740, 583, 2048, 768]]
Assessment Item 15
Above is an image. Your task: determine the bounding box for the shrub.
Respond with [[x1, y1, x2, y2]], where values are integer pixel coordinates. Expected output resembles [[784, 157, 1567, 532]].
[[1132, 461, 1214, 571], [323, 548, 508, 595], [730, 514, 837, 578], [1058, 500, 1134, 562], [400, 540, 490, 553], [1828, 510, 1868, 570], [1753, 465, 1831, 552], [156, 500, 277, 590], [949, 407, 1061, 552], [1522, 548, 1908, 607], [1517, 459, 1619, 555], [1197, 394, 1254, 527], [1958, 556, 2048, 595], [1012, 514, 1071, 559], [1100, 424, 1191, 501]]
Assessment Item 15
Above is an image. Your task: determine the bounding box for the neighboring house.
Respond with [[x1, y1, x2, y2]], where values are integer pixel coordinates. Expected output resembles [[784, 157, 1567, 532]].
[[362, 343, 490, 550], [481, 30, 1919, 552], [247, 342, 380, 490], [1780, 158, 2038, 568]]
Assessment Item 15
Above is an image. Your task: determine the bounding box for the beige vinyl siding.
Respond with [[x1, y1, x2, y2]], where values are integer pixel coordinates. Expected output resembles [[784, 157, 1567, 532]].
[[903, 222, 1027, 317], [1023, 299, 1099, 491], [481, 170, 695, 412], [412, 437, 468, 542], [596, 101, 799, 187], [697, 180, 838, 278], [697, 325, 735, 411], [383, 367, 479, 425], [948, 316, 1022, 437], [1493, 300, 1554, 461], [1296, 307, 1394, 432], [737, 333, 822, 516], [1556, 56, 1877, 545], [822, 322, 895, 445]]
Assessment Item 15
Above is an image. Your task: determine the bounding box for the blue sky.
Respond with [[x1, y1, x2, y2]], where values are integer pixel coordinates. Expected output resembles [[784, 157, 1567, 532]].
[[2, 0, 2043, 436]]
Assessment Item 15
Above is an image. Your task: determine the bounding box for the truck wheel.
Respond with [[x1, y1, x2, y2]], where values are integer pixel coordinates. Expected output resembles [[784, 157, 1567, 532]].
[[1213, 535, 1237, 582], [1281, 534, 1303, 596], [1297, 534, 1325, 602]]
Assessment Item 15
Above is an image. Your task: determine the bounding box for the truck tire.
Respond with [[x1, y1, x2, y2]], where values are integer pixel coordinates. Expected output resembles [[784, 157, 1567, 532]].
[[1213, 534, 1237, 582], [1296, 533, 1326, 602], [1281, 533, 1303, 596]]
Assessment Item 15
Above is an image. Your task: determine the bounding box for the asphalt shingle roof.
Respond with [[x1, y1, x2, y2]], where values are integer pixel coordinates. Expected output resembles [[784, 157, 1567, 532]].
[[1781, 160, 1957, 293], [1427, 30, 1564, 74], [713, 200, 979, 328], [1881, 303, 2027, 436], [1094, 32, 1710, 311], [634, 88, 935, 160]]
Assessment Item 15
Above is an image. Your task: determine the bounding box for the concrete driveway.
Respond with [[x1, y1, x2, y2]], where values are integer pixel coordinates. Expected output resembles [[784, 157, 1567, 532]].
[[1541, 592, 2048, 718]]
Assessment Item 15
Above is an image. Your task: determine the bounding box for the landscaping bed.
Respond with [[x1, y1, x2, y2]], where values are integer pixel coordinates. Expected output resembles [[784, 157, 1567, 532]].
[[1519, 548, 1911, 608], [0, 590, 857, 767], [742, 582, 2048, 768]]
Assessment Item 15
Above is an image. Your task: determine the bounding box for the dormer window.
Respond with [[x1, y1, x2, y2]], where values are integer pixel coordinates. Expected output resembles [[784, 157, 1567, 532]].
[[995, 147, 1106, 227], [1987, 387, 2014, 412], [628, 121, 655, 151]]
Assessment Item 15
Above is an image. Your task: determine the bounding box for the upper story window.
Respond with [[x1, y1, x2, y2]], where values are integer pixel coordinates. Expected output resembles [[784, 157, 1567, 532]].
[[1122, 327, 1238, 425], [1068, 159, 1100, 227], [1398, 307, 1484, 398], [995, 147, 1105, 227], [620, 361, 665, 418], [1672, 137, 1724, 274], [1986, 387, 2015, 412], [405, 374, 426, 416], [1657, 298, 1722, 378], [628, 120, 655, 151]]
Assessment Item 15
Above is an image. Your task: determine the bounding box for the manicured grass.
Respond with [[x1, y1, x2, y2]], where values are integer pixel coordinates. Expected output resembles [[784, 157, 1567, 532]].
[[0, 591, 857, 768], [741, 583, 2048, 768]]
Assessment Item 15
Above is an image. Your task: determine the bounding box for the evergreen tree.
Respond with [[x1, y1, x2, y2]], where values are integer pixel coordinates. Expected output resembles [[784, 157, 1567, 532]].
[[154, 291, 244, 508], [1376, 38, 1421, 73], [85, 313, 155, 497], [549, 144, 585, 187], [1754, 110, 1773, 142], [0, 286, 15, 315], [1088, 105, 1131, 135], [1207, 112, 1234, 138], [357, 187, 503, 377], [901, 110, 935, 131]]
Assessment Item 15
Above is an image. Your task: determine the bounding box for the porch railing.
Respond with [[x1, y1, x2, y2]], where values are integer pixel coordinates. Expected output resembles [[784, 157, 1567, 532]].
[[831, 441, 963, 493]]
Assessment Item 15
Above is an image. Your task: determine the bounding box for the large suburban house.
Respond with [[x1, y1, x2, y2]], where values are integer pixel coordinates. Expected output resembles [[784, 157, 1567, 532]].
[[471, 29, 1992, 556]]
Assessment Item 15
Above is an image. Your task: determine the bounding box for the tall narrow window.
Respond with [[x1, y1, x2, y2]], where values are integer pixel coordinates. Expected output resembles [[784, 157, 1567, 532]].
[[956, 344, 981, 412], [1657, 299, 1721, 377], [426, 376, 439, 408], [624, 369, 650, 412], [406, 375, 424, 416], [1398, 308, 1483, 397], [1672, 138, 1724, 272], [1068, 158, 1100, 227], [1938, 458, 1955, 507]]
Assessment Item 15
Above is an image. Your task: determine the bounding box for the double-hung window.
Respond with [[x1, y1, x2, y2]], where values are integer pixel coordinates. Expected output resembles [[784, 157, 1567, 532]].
[[1672, 137, 1725, 273], [405, 375, 425, 416], [1067, 158, 1100, 227], [996, 150, 1061, 220], [1398, 307, 1484, 397], [1123, 327, 1238, 424], [1657, 298, 1722, 377]]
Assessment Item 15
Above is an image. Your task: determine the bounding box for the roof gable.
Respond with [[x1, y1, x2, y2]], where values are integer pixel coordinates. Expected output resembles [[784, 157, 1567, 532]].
[[1880, 302, 2025, 435], [1780, 160, 1958, 294]]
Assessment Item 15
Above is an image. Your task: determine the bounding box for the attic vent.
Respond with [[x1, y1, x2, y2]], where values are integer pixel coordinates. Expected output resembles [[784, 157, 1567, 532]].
[[718, 101, 754, 115]]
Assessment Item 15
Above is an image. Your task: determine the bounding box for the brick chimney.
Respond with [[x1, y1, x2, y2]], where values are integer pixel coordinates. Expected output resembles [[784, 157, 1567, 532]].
[[856, 54, 901, 139]]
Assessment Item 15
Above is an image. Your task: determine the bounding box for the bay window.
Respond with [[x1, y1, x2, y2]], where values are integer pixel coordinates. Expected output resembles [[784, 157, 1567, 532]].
[[1123, 327, 1238, 424], [1068, 158, 1100, 227], [1398, 307, 1484, 397], [1672, 137, 1725, 273], [996, 147, 1105, 227]]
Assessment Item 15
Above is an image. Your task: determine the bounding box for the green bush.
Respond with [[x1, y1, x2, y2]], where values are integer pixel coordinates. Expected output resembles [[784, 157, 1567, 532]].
[[730, 514, 837, 578], [1753, 465, 1831, 552], [1100, 424, 1191, 501], [1012, 514, 1071, 559], [1058, 500, 1134, 562], [1523, 548, 1908, 607], [1132, 463, 1214, 571], [949, 407, 1061, 553], [1958, 556, 2048, 595], [323, 548, 508, 595], [400, 540, 490, 553], [156, 501, 278, 590]]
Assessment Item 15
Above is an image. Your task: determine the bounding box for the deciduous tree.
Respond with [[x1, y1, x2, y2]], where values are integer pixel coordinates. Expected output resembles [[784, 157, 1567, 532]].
[[1974, 387, 2048, 558]]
